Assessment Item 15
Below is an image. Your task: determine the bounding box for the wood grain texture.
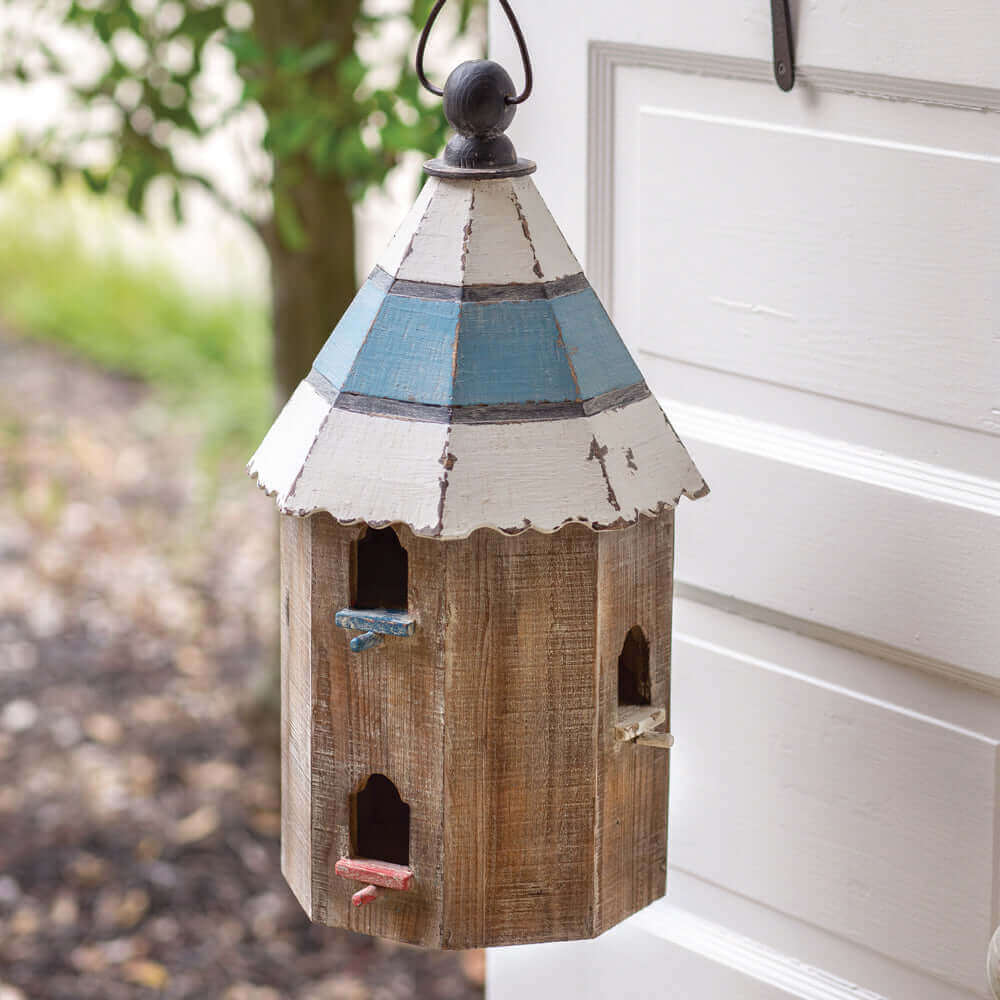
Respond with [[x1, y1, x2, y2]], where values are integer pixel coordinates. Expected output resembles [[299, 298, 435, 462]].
[[594, 510, 674, 935], [280, 514, 313, 914], [280, 513, 677, 947], [441, 523, 600, 948], [306, 515, 447, 947]]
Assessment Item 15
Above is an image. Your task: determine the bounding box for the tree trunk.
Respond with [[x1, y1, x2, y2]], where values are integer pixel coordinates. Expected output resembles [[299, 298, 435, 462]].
[[261, 173, 357, 405], [249, 0, 362, 403], [244, 1, 361, 742]]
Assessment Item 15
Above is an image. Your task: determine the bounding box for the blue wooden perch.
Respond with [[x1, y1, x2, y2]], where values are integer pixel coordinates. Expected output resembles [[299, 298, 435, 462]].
[[336, 609, 416, 653], [350, 631, 384, 653]]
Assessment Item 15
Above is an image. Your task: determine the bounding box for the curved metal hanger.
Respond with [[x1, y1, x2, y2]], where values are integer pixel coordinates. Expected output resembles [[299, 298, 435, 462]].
[[416, 0, 533, 105]]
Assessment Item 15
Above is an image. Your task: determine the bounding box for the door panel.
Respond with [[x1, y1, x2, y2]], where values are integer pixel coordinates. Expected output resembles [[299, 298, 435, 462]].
[[489, 3, 1000, 997], [637, 95, 1000, 436], [669, 601, 1000, 994]]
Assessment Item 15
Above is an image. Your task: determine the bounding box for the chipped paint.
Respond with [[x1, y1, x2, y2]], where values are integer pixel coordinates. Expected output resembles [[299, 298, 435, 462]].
[[460, 189, 475, 274], [510, 187, 545, 279], [587, 435, 621, 512]]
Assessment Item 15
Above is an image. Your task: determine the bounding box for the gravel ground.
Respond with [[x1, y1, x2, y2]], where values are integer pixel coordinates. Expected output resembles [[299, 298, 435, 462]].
[[0, 330, 484, 1000]]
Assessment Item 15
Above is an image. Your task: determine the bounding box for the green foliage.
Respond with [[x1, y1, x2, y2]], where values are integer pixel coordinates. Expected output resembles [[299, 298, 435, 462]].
[[1, 0, 483, 244], [0, 176, 272, 455]]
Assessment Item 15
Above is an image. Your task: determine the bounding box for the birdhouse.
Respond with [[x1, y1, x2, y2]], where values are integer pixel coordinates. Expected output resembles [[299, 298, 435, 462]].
[[249, 4, 706, 950]]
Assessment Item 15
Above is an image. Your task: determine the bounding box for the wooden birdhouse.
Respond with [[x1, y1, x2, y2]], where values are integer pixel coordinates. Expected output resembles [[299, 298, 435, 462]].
[[249, 7, 706, 949]]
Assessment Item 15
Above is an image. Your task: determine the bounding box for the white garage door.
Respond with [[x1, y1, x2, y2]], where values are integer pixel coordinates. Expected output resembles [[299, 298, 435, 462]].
[[487, 2, 1000, 998]]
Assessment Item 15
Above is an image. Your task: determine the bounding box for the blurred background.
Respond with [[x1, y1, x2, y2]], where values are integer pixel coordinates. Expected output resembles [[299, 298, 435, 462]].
[[0, 1, 485, 996]]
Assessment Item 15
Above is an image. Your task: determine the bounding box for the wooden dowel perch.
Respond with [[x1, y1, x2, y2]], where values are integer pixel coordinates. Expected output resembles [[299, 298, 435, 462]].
[[636, 731, 675, 749], [351, 884, 382, 907], [349, 630, 383, 653]]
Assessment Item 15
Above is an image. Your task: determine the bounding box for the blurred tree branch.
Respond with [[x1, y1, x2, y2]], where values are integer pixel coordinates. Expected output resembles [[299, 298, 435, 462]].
[[0, 0, 482, 400]]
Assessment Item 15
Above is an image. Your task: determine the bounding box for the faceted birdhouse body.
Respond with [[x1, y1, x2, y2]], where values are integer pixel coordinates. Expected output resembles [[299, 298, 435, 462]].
[[278, 511, 677, 948], [252, 157, 706, 947]]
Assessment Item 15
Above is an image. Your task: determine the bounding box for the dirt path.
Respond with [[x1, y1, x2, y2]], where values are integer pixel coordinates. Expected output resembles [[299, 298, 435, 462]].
[[0, 331, 483, 1000]]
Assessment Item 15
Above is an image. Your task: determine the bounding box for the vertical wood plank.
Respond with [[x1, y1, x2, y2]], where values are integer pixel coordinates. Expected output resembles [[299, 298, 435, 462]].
[[309, 516, 447, 947], [280, 514, 313, 914], [442, 524, 599, 947], [594, 511, 673, 934]]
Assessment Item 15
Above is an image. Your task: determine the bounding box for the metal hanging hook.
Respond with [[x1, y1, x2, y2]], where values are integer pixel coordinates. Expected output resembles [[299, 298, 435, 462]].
[[770, 0, 795, 91], [416, 0, 533, 105]]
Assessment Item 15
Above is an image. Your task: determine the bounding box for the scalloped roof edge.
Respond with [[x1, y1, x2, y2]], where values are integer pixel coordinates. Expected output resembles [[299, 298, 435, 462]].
[[248, 465, 709, 541]]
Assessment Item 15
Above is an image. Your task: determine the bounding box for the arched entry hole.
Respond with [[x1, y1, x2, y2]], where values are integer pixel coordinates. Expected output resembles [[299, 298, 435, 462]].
[[618, 625, 651, 707], [353, 527, 408, 612], [353, 774, 410, 866]]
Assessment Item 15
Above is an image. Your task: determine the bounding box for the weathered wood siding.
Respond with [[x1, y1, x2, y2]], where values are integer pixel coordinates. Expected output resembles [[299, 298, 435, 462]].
[[441, 524, 600, 948], [594, 510, 673, 934], [302, 516, 447, 947], [281, 513, 674, 947], [280, 514, 313, 914]]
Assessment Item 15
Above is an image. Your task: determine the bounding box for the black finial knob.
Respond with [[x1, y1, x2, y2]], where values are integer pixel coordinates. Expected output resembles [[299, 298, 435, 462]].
[[444, 61, 517, 140], [442, 60, 518, 170], [417, 1, 536, 179]]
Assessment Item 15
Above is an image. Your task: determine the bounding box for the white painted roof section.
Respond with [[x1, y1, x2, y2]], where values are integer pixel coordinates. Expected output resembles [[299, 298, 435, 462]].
[[379, 176, 581, 286], [250, 387, 706, 539]]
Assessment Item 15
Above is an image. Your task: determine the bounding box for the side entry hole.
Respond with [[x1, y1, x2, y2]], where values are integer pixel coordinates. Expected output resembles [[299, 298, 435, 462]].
[[618, 625, 651, 707]]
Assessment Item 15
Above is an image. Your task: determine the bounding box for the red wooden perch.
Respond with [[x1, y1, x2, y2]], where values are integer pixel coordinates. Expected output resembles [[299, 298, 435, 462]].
[[351, 884, 382, 907], [335, 857, 415, 892]]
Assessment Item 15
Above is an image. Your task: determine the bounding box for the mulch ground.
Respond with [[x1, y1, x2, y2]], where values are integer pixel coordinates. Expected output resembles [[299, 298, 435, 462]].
[[0, 330, 484, 1000]]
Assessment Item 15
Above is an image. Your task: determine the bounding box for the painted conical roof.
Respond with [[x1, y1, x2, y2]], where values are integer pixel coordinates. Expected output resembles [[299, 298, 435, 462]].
[[249, 174, 707, 538]]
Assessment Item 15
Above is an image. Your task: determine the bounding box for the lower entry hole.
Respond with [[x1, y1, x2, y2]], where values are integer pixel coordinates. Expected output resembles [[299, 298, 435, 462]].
[[354, 774, 410, 866]]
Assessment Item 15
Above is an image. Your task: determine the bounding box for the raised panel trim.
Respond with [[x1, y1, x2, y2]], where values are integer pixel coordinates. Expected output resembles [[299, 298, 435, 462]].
[[668, 627, 1000, 993], [663, 397, 1000, 519], [677, 582, 1000, 700], [587, 41, 1000, 308], [631, 902, 887, 1000]]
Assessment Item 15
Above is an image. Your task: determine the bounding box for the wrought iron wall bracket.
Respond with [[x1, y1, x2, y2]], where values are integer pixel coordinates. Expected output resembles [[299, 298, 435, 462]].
[[770, 0, 795, 91]]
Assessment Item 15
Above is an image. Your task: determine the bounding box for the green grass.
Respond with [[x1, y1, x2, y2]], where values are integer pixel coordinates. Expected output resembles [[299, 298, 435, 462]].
[[0, 177, 273, 457]]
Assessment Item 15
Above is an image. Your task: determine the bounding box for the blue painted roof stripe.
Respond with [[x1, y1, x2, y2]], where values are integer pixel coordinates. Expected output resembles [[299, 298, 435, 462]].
[[341, 294, 459, 406], [313, 279, 387, 392], [453, 299, 580, 406], [551, 288, 644, 399], [312, 285, 645, 408]]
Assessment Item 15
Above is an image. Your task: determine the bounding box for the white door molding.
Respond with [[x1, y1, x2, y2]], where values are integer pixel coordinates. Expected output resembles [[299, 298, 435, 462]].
[[586, 41, 1000, 309]]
